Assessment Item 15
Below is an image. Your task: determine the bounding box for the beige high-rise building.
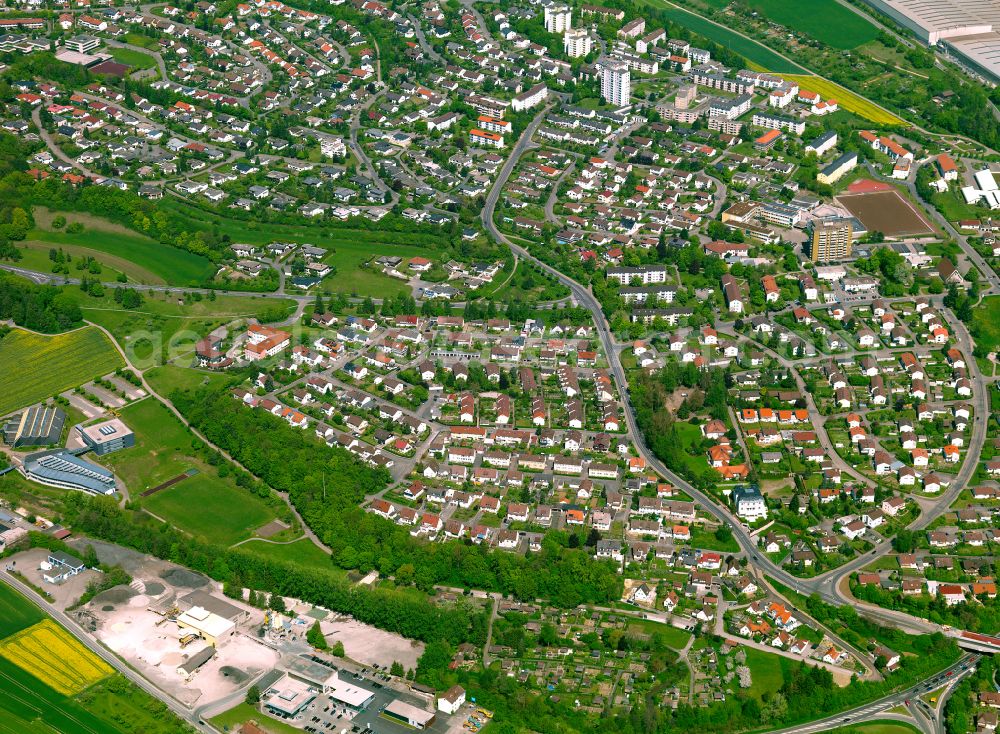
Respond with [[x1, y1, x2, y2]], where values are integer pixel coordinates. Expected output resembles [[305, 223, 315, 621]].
[[810, 220, 853, 262], [563, 28, 592, 58], [544, 5, 572, 33], [599, 57, 630, 107]]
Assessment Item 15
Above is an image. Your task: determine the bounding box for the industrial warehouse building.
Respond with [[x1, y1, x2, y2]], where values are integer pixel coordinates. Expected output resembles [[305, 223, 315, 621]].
[[78, 418, 135, 456], [3, 405, 65, 448], [861, 0, 1000, 80], [264, 676, 317, 719], [328, 673, 376, 711], [176, 606, 236, 646], [383, 700, 436, 729], [178, 590, 250, 625]]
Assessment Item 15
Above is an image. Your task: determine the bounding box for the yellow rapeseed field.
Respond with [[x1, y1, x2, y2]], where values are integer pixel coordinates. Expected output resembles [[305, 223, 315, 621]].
[[0, 620, 112, 695], [779, 74, 907, 126]]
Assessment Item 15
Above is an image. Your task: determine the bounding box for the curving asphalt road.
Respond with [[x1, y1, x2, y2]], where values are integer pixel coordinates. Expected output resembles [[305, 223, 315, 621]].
[[479, 101, 992, 645]]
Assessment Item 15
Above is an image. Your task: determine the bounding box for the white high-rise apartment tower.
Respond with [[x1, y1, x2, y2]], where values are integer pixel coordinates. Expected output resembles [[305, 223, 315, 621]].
[[599, 58, 630, 107], [563, 28, 592, 58], [544, 5, 572, 33]]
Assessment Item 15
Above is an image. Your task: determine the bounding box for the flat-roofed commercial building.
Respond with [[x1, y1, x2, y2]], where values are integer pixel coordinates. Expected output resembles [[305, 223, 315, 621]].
[[264, 676, 316, 718], [383, 700, 436, 729], [283, 655, 340, 693], [78, 418, 134, 455], [329, 674, 376, 711]]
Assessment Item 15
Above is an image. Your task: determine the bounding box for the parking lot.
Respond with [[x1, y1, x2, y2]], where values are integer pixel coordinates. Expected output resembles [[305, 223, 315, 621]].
[[299, 668, 450, 734]]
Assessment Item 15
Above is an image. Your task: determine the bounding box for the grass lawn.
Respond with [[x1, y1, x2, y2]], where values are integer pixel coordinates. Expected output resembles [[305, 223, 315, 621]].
[[744, 646, 790, 699], [154, 197, 445, 298], [673, 421, 714, 476], [972, 296, 1000, 353], [122, 32, 160, 50], [626, 618, 692, 650], [0, 582, 192, 734], [827, 723, 921, 734], [0, 327, 125, 416], [930, 189, 989, 222], [322, 261, 413, 299], [238, 537, 338, 572], [638, 0, 806, 73], [30, 208, 215, 286], [23, 227, 214, 286], [211, 703, 304, 734], [744, 0, 878, 49], [99, 398, 278, 544], [145, 364, 237, 398], [74, 289, 295, 368], [15, 241, 130, 282], [108, 46, 157, 70]]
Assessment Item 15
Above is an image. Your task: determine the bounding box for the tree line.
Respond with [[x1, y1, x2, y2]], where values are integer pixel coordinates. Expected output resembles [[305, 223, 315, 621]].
[[0, 271, 83, 333], [169, 387, 625, 608], [61, 493, 483, 646]]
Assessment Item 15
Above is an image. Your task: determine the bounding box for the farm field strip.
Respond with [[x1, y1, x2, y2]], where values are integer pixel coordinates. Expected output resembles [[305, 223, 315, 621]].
[[0, 620, 113, 695], [780, 74, 907, 125], [0, 664, 110, 734], [0, 586, 43, 639], [743, 0, 878, 49], [639, 0, 807, 73], [0, 327, 125, 416]]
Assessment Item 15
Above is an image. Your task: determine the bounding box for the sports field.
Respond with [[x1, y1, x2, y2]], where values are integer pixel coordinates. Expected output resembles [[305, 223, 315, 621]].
[[143, 474, 276, 545], [109, 46, 157, 70], [837, 190, 935, 237], [101, 397, 279, 544], [0, 327, 125, 416], [744, 0, 878, 49], [780, 75, 906, 125]]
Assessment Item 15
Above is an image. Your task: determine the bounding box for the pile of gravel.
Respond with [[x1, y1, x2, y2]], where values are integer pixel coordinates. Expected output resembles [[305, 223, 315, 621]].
[[160, 568, 209, 589], [144, 581, 166, 596], [220, 666, 249, 684], [92, 585, 138, 605]]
